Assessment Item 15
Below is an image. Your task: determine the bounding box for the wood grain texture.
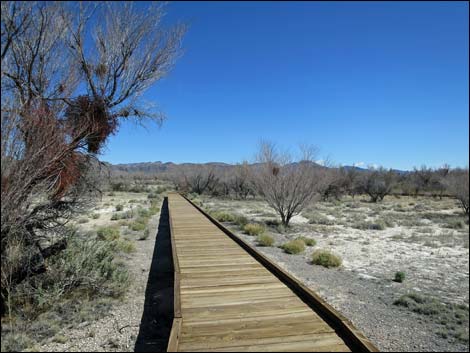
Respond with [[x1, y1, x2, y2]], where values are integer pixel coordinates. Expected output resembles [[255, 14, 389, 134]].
[[166, 193, 378, 352]]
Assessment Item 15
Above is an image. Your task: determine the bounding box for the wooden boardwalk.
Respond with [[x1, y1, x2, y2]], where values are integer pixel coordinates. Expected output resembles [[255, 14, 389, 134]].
[[166, 193, 378, 352]]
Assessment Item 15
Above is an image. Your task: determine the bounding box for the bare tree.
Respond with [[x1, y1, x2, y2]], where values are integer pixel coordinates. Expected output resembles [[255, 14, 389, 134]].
[[231, 162, 253, 199], [177, 165, 219, 195], [360, 167, 397, 202], [444, 168, 469, 215], [251, 141, 327, 227], [1, 1, 185, 313]]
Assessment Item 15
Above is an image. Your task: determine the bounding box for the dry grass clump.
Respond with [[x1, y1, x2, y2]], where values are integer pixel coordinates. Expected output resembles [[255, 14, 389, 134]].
[[243, 223, 265, 236], [311, 249, 342, 268], [257, 234, 275, 247], [281, 239, 305, 254], [295, 236, 316, 247]]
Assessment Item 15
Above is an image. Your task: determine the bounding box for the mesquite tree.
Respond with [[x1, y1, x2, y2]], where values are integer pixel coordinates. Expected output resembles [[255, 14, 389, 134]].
[[1, 1, 185, 313], [251, 141, 327, 227]]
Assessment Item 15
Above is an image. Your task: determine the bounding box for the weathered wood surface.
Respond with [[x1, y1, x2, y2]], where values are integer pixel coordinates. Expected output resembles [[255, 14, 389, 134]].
[[167, 193, 378, 352]]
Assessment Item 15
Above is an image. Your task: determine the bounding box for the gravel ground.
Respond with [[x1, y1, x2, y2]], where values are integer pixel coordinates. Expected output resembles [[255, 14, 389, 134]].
[[38, 215, 161, 352], [226, 224, 469, 352]]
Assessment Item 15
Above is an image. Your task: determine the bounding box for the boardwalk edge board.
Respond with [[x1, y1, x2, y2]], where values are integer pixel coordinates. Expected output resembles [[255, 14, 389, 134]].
[[166, 193, 379, 352], [167, 196, 182, 352]]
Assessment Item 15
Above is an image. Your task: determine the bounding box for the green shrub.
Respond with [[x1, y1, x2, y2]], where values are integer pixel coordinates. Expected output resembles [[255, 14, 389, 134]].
[[233, 214, 249, 226], [353, 220, 387, 230], [295, 236, 316, 247], [394, 271, 406, 283], [97, 226, 120, 241], [311, 250, 342, 268], [257, 234, 274, 247], [308, 214, 334, 225], [445, 219, 465, 229], [130, 214, 149, 232], [212, 211, 235, 223], [115, 239, 136, 253], [115, 204, 123, 211], [139, 228, 150, 241], [78, 218, 89, 224], [281, 239, 305, 254], [91, 213, 100, 219], [110, 213, 119, 221], [243, 223, 265, 236]]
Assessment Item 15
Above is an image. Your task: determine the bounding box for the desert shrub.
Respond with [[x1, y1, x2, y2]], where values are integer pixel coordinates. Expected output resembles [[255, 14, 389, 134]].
[[311, 250, 342, 268], [394, 293, 444, 316], [115, 204, 123, 211], [96, 226, 120, 241], [308, 214, 334, 225], [139, 229, 150, 240], [149, 203, 160, 215], [394, 271, 406, 283], [233, 214, 249, 227], [110, 213, 119, 221], [130, 220, 147, 231], [257, 234, 275, 247], [353, 220, 387, 230], [78, 218, 89, 224], [1, 333, 35, 352], [138, 208, 152, 218], [91, 213, 100, 219], [147, 192, 159, 199], [445, 219, 465, 229], [243, 223, 265, 236], [295, 236, 316, 247], [115, 239, 135, 253], [211, 211, 235, 223], [128, 199, 138, 203], [281, 239, 305, 254]]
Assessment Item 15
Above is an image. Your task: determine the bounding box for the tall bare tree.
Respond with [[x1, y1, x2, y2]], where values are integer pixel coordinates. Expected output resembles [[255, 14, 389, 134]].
[[1, 1, 185, 313], [251, 141, 327, 227]]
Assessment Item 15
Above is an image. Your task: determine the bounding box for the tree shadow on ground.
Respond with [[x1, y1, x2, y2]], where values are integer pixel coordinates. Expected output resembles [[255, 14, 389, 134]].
[[134, 198, 174, 352]]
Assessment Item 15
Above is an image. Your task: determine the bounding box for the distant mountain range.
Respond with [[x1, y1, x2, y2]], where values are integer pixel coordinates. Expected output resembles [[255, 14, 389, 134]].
[[105, 161, 410, 175]]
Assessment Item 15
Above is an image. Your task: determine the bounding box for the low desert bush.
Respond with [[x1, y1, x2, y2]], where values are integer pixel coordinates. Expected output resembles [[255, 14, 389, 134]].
[[281, 239, 305, 254], [257, 234, 275, 247], [130, 219, 147, 231], [139, 228, 150, 240], [233, 214, 249, 227], [97, 226, 120, 241], [394, 271, 406, 283], [243, 223, 265, 236], [308, 214, 334, 225], [311, 250, 342, 268], [115, 239, 136, 253], [91, 213, 100, 219], [115, 204, 123, 211], [353, 220, 387, 230], [78, 218, 89, 224], [295, 236, 316, 247], [211, 211, 235, 223]]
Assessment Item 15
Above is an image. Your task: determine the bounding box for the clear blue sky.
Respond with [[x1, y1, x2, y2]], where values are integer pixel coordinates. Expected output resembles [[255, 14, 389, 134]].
[[101, 1, 469, 170]]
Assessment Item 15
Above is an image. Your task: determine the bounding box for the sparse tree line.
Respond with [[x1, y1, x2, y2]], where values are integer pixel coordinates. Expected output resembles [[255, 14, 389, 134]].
[[156, 143, 469, 226]]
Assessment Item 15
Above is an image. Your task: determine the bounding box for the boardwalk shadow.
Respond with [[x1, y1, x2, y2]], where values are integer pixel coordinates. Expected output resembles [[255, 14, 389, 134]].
[[134, 198, 174, 352]]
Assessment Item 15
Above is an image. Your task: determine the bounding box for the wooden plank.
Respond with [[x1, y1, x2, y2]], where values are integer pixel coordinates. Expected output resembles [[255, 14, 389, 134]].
[[182, 194, 379, 352], [167, 318, 183, 352], [167, 194, 377, 352]]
